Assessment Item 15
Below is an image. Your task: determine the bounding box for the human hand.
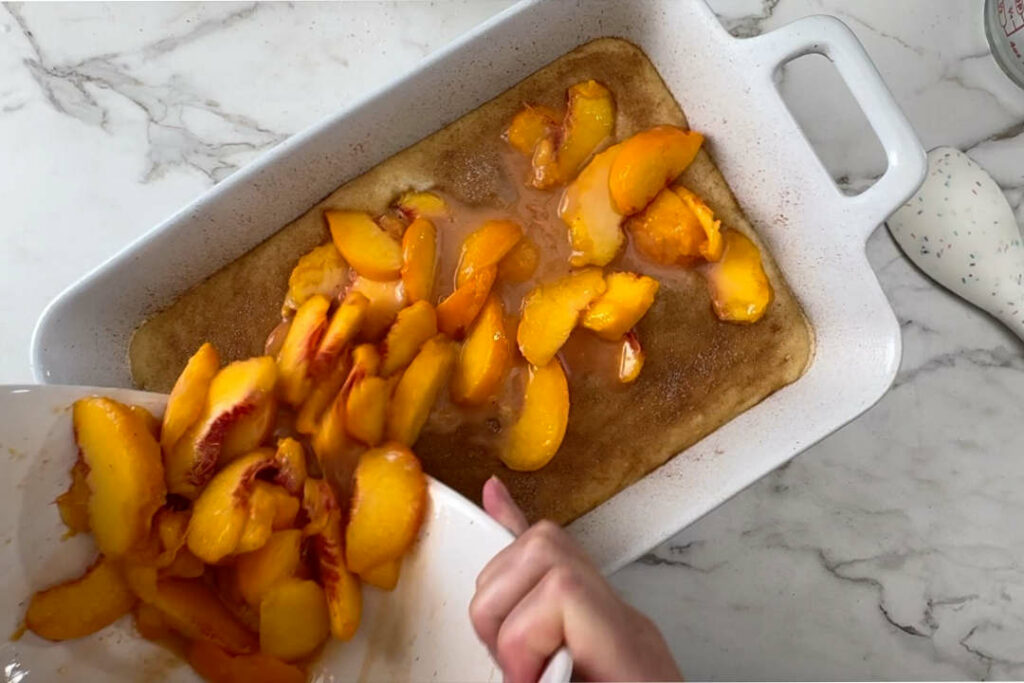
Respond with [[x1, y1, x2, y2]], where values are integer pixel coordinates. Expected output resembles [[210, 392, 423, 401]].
[[470, 476, 682, 683]]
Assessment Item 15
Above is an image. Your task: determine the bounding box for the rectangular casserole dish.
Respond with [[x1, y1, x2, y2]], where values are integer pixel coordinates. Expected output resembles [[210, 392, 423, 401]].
[[32, 0, 925, 572]]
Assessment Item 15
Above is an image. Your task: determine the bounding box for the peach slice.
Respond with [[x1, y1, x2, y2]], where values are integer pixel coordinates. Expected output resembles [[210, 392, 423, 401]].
[[625, 185, 707, 265], [128, 404, 161, 439], [327, 210, 403, 281], [282, 243, 348, 315], [301, 478, 337, 539], [236, 529, 303, 606], [268, 487, 300, 530], [581, 271, 660, 340], [345, 444, 427, 574], [311, 388, 349, 469], [260, 578, 331, 660], [149, 578, 257, 654], [277, 294, 330, 407], [704, 229, 772, 323], [55, 459, 90, 536], [349, 276, 408, 341], [674, 185, 723, 261], [618, 332, 645, 384], [188, 640, 304, 683], [396, 190, 450, 221], [559, 144, 625, 267], [451, 295, 511, 405], [359, 559, 401, 591], [186, 451, 274, 564], [380, 301, 438, 376], [345, 376, 389, 446], [25, 556, 137, 641], [347, 343, 382, 380], [235, 482, 277, 554], [505, 104, 559, 156], [161, 548, 206, 579], [153, 507, 190, 564], [436, 266, 496, 340], [220, 397, 277, 465], [400, 217, 438, 304], [498, 236, 540, 283], [161, 342, 220, 453], [387, 335, 456, 446], [310, 291, 369, 378], [455, 219, 523, 288], [134, 602, 171, 642], [517, 267, 607, 366], [166, 357, 278, 498], [501, 358, 570, 472], [296, 356, 350, 435], [271, 437, 307, 496], [533, 80, 616, 189], [608, 125, 704, 215], [74, 397, 166, 558], [305, 480, 362, 640]]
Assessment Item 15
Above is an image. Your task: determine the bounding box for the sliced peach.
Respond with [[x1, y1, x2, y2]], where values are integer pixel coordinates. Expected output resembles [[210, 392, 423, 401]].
[[128, 404, 161, 439], [149, 578, 257, 654], [161, 548, 206, 579], [559, 144, 625, 266], [359, 559, 401, 591], [311, 291, 369, 377], [188, 640, 304, 683], [456, 219, 523, 288], [259, 578, 330, 660], [272, 437, 307, 496], [400, 216, 438, 304], [282, 243, 348, 315], [346, 444, 427, 574], [498, 236, 540, 283], [436, 266, 496, 340], [277, 294, 330, 407], [268, 487, 300, 530], [153, 507, 190, 564], [349, 276, 408, 341], [220, 397, 277, 464], [327, 210, 402, 281], [534, 80, 616, 189], [311, 389, 348, 469], [306, 481, 362, 640], [296, 357, 351, 435], [624, 185, 706, 265], [501, 358, 570, 472], [505, 104, 559, 156], [704, 229, 772, 323], [348, 343, 381, 380], [25, 556, 137, 641], [55, 459, 90, 536], [581, 271, 660, 340], [134, 602, 171, 641], [345, 376, 389, 446], [167, 357, 278, 498], [235, 483, 277, 554], [301, 478, 337, 539], [618, 332, 645, 384], [387, 335, 456, 446], [161, 342, 220, 453], [395, 190, 450, 221], [74, 397, 166, 558], [186, 451, 274, 564], [451, 295, 510, 405], [380, 301, 438, 376], [674, 185, 723, 261], [236, 529, 302, 606], [608, 125, 704, 215], [517, 268, 607, 366]]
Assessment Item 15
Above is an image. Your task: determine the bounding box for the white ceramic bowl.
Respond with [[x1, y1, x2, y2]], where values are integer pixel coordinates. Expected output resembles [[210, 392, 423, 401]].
[[31, 0, 926, 572], [0, 385, 573, 682]]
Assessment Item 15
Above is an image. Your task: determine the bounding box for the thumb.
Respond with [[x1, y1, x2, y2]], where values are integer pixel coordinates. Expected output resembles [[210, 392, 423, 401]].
[[482, 476, 529, 536]]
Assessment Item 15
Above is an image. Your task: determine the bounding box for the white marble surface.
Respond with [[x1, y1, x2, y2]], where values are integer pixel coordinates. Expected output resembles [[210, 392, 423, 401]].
[[2, 1, 1024, 680]]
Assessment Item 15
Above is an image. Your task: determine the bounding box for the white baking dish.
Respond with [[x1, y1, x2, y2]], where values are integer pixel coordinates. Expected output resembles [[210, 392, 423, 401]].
[[31, 0, 925, 572]]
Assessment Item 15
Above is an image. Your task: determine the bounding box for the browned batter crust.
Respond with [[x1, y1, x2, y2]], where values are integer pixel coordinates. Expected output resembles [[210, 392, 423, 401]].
[[131, 38, 812, 525]]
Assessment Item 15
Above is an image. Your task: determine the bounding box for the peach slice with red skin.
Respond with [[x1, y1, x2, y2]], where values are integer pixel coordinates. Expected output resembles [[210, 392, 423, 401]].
[[282, 243, 348, 316], [387, 335, 456, 446], [277, 294, 330, 407], [188, 640, 304, 683], [608, 125, 704, 215], [348, 276, 408, 341], [166, 357, 277, 499], [559, 144, 625, 267], [380, 301, 438, 376], [501, 358, 570, 472], [395, 190, 450, 221], [345, 375, 389, 446], [704, 229, 773, 323], [304, 479, 362, 640], [56, 459, 90, 536], [259, 578, 331, 660], [74, 397, 166, 558], [455, 219, 523, 287], [296, 356, 351, 435], [498, 236, 540, 283], [148, 578, 258, 654], [160, 342, 221, 454], [235, 482, 278, 554], [436, 266, 496, 340], [581, 272, 660, 341], [345, 444, 427, 574], [517, 267, 606, 366], [310, 291, 368, 377], [219, 397, 277, 465], [311, 386, 349, 470], [236, 529, 303, 606], [618, 332, 645, 384], [451, 295, 511, 405], [400, 216, 438, 303], [25, 555, 137, 641], [505, 104, 559, 156], [326, 210, 403, 281], [271, 437, 307, 496]]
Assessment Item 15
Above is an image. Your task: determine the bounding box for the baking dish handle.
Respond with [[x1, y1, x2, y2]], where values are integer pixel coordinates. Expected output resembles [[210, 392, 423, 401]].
[[738, 15, 926, 238]]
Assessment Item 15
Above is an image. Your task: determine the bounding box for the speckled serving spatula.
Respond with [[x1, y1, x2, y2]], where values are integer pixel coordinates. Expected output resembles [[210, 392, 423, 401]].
[[886, 146, 1024, 339]]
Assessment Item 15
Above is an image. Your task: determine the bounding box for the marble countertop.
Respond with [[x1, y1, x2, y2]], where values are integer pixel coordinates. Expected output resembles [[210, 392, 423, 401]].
[[2, 1, 1023, 679]]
